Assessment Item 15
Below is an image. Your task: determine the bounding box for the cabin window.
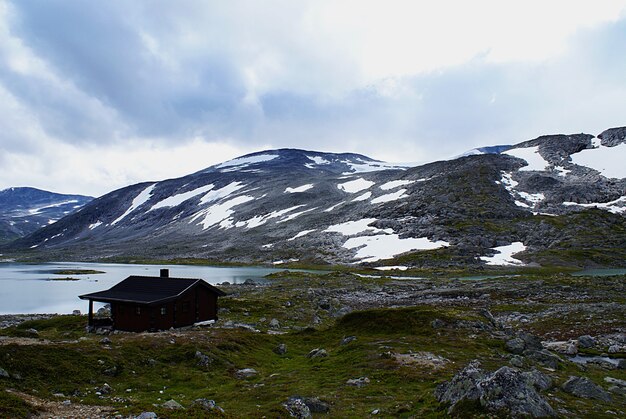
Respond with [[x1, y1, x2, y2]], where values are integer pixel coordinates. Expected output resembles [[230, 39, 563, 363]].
[[135, 306, 141, 315], [160, 306, 167, 315], [182, 301, 190, 313]]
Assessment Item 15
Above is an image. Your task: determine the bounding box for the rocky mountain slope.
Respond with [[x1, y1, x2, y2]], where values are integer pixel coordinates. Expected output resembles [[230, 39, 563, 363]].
[[0, 188, 93, 245], [4, 127, 625, 267]]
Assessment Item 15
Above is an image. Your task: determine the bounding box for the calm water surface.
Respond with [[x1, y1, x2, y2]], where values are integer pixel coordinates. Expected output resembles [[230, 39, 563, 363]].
[[0, 262, 303, 314]]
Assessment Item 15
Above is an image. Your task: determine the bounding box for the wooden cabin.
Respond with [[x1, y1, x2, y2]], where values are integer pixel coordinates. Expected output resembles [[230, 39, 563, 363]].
[[79, 269, 226, 332]]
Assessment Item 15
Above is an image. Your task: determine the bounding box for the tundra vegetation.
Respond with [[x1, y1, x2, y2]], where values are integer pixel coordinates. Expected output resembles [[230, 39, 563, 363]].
[[0, 270, 624, 418]]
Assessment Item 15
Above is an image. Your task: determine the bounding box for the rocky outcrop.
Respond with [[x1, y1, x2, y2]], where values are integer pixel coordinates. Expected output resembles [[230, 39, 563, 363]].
[[435, 361, 555, 417], [561, 376, 611, 402]]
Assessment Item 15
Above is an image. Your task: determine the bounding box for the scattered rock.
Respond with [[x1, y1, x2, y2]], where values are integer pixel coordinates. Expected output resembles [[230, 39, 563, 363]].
[[435, 361, 555, 417], [99, 383, 113, 394], [195, 351, 212, 367], [135, 412, 157, 419], [522, 369, 553, 391], [273, 343, 287, 355], [525, 349, 562, 369], [604, 377, 626, 387], [243, 279, 257, 285], [72, 310, 81, 315], [269, 318, 281, 329], [0, 367, 9, 378], [346, 377, 370, 387], [542, 340, 578, 355], [62, 400, 71, 406], [103, 366, 119, 376], [284, 397, 312, 418], [431, 318, 446, 329], [235, 368, 258, 379], [191, 398, 224, 413], [371, 409, 380, 415], [306, 348, 327, 359], [509, 355, 525, 368], [578, 335, 596, 349], [287, 396, 330, 413], [561, 376, 611, 402], [25, 328, 39, 337], [506, 338, 526, 355], [617, 359, 626, 370], [318, 299, 331, 310], [340, 335, 357, 345], [99, 337, 112, 345], [162, 399, 184, 410], [607, 344, 624, 354]]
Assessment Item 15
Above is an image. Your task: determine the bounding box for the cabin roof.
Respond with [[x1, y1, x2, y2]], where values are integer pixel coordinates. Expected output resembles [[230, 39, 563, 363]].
[[79, 275, 226, 305]]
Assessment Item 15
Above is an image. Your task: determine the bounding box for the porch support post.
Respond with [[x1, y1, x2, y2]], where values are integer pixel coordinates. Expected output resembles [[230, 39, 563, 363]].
[[88, 299, 94, 327]]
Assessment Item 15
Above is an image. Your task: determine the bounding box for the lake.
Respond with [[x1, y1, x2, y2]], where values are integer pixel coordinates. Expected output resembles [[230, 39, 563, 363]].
[[0, 262, 307, 315]]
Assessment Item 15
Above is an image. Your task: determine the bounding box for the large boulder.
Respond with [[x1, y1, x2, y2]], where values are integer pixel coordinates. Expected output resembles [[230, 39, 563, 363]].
[[284, 398, 312, 418], [435, 361, 555, 417], [561, 376, 611, 402]]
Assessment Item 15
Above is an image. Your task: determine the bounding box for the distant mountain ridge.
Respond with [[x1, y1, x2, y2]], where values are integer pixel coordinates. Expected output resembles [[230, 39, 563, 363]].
[[3, 127, 625, 268], [0, 187, 93, 244]]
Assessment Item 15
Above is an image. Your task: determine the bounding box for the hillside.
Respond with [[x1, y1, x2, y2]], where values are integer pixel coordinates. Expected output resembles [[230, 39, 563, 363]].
[[0, 188, 93, 245], [4, 127, 625, 268]]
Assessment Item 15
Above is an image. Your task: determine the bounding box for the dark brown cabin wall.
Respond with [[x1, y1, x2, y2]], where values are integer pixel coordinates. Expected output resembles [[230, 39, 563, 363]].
[[197, 286, 218, 321], [151, 301, 176, 330], [112, 302, 151, 332]]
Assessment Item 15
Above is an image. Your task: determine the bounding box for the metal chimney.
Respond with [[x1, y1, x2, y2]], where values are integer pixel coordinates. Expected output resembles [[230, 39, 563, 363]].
[[160, 268, 169, 278]]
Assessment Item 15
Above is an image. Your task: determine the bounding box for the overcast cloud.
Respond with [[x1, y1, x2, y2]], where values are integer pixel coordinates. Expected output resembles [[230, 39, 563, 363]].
[[1, 0, 625, 196]]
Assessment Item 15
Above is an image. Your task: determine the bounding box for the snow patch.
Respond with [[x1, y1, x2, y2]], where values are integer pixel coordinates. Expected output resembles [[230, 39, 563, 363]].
[[277, 207, 317, 223], [371, 189, 409, 204], [306, 155, 330, 165], [190, 195, 255, 230], [150, 184, 215, 210], [517, 191, 545, 204], [353, 191, 372, 202], [217, 154, 278, 169], [344, 235, 449, 263], [89, 221, 103, 230], [111, 184, 156, 225], [285, 184, 314, 193], [200, 182, 246, 205], [288, 229, 316, 241], [236, 205, 305, 228], [324, 219, 391, 235], [480, 242, 527, 266], [380, 180, 415, 190], [562, 196, 626, 214], [554, 166, 571, 177], [505, 146, 549, 171], [570, 142, 626, 178], [374, 266, 408, 271], [337, 178, 375, 193], [324, 203, 343, 212], [341, 159, 406, 173]]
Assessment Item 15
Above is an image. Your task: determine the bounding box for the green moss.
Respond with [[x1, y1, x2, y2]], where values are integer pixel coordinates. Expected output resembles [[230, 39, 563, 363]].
[[0, 390, 39, 418]]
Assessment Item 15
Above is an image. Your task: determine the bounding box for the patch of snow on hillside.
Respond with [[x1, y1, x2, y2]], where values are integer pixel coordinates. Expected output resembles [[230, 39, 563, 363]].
[[200, 182, 246, 204], [277, 207, 317, 223], [563, 196, 626, 214], [111, 184, 156, 225], [89, 221, 103, 230], [554, 166, 571, 177], [570, 142, 626, 178], [191, 195, 255, 230], [353, 192, 372, 201], [236, 205, 305, 228], [342, 159, 406, 173], [505, 146, 549, 171], [517, 191, 545, 204], [374, 266, 408, 271], [324, 203, 343, 212], [217, 154, 278, 169], [150, 184, 215, 210], [371, 189, 409, 204], [27, 200, 80, 215], [307, 155, 330, 165], [500, 172, 518, 190], [324, 218, 391, 235], [344, 235, 449, 263], [380, 180, 415, 190], [480, 242, 526, 266], [288, 229, 316, 241], [337, 178, 375, 193], [285, 184, 314, 193]]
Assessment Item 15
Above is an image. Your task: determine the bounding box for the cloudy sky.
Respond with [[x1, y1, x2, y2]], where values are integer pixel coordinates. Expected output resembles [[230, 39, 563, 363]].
[[1, 0, 625, 197]]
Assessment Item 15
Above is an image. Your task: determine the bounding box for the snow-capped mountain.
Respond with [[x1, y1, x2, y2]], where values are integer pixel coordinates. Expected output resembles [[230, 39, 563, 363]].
[[0, 187, 93, 244], [4, 128, 626, 268]]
